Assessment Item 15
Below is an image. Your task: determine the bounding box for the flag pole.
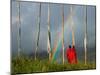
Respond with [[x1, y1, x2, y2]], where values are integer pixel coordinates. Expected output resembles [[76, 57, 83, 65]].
[[47, 3, 52, 62], [84, 6, 87, 65], [35, 3, 41, 60], [62, 5, 64, 64], [70, 5, 75, 46], [17, 1, 21, 57]]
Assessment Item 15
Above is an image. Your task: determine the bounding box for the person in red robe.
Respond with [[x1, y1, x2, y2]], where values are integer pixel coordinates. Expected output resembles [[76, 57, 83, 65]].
[[66, 45, 77, 64]]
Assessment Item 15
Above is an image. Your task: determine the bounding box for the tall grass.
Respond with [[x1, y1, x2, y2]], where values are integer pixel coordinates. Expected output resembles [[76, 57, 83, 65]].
[[11, 56, 96, 75]]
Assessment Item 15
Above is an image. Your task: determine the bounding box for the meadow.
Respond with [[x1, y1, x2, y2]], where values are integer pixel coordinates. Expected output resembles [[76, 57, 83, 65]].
[[11, 56, 96, 75]]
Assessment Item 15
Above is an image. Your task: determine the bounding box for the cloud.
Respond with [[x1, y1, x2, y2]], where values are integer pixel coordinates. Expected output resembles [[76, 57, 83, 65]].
[[11, 2, 96, 55]]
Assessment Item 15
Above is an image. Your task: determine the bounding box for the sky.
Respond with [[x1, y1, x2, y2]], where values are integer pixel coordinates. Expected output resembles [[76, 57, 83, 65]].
[[11, 1, 96, 56]]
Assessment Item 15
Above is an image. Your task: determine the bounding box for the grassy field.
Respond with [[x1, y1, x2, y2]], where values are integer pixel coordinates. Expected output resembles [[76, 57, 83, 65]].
[[11, 56, 96, 75]]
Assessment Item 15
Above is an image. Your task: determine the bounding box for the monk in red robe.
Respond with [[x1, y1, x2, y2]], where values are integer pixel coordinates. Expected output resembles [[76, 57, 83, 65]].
[[66, 45, 77, 64]]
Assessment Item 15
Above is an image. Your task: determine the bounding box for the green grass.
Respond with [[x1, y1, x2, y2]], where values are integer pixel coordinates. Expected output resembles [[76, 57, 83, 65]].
[[11, 56, 96, 75]]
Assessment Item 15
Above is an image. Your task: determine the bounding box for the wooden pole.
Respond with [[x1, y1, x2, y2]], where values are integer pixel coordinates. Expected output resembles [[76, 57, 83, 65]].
[[35, 3, 41, 60], [84, 6, 87, 65], [70, 5, 75, 46], [17, 1, 21, 57], [47, 3, 52, 62], [62, 5, 64, 64]]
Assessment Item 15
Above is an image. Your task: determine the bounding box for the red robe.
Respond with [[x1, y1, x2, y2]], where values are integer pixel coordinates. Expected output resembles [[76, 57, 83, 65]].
[[66, 47, 77, 64]]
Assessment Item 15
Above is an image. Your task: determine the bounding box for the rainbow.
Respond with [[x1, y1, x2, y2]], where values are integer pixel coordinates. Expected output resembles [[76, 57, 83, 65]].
[[51, 17, 71, 62], [51, 7, 75, 63]]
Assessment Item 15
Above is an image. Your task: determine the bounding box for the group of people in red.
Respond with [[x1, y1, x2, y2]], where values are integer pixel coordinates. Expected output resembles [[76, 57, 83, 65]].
[[66, 45, 77, 64]]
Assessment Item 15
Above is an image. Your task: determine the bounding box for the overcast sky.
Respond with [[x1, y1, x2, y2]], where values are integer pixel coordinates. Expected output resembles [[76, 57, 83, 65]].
[[11, 1, 96, 55]]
